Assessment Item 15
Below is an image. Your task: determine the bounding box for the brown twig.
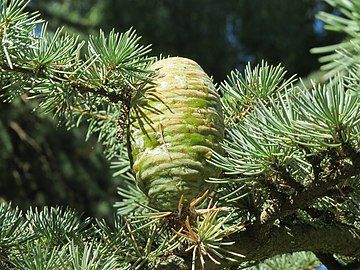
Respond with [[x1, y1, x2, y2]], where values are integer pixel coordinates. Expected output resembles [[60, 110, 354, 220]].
[[0, 63, 124, 103]]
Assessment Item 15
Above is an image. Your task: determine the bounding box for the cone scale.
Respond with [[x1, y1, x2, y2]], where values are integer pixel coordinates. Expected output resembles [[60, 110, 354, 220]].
[[130, 57, 224, 211]]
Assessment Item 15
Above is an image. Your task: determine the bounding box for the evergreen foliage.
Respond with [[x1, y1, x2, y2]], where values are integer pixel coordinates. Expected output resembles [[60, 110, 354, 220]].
[[311, 0, 360, 79], [0, 0, 360, 269], [246, 252, 321, 270]]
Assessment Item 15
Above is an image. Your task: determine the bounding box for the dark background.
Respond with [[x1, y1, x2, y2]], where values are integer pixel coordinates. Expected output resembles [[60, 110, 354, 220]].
[[0, 0, 342, 221]]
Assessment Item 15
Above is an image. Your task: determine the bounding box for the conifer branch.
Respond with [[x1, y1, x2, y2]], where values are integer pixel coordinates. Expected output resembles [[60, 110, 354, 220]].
[[260, 148, 360, 224], [1, 0, 360, 269]]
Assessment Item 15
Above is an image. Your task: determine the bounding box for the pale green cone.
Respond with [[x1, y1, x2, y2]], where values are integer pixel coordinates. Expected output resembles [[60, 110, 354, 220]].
[[130, 57, 224, 211]]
